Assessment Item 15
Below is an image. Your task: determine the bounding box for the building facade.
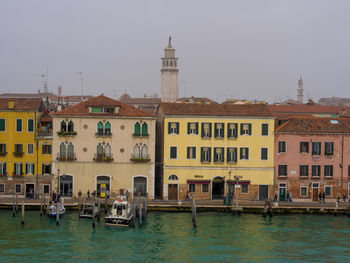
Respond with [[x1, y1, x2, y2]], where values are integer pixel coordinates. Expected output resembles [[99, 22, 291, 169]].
[[274, 117, 350, 202], [52, 95, 156, 199], [157, 103, 275, 201], [0, 98, 53, 198]]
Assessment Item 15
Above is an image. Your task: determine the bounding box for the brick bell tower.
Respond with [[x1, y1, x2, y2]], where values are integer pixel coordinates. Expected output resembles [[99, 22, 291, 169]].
[[161, 37, 179, 102]]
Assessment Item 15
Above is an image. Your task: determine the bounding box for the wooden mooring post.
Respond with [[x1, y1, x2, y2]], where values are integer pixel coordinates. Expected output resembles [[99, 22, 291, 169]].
[[192, 198, 197, 228], [104, 195, 108, 213], [16, 194, 19, 214], [263, 199, 273, 218], [21, 201, 25, 225], [97, 198, 101, 221], [43, 195, 46, 215], [40, 201, 43, 216], [56, 205, 60, 226], [92, 203, 96, 228], [12, 194, 15, 217]]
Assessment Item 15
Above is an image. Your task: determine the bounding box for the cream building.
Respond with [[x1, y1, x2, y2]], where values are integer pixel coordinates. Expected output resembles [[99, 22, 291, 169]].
[[52, 95, 155, 199]]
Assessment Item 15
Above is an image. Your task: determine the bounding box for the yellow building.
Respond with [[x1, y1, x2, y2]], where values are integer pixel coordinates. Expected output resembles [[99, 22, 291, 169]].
[[0, 98, 53, 198], [52, 95, 156, 199], [157, 103, 275, 201]]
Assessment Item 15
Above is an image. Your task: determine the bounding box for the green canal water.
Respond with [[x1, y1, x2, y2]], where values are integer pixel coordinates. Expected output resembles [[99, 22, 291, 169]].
[[0, 211, 350, 263]]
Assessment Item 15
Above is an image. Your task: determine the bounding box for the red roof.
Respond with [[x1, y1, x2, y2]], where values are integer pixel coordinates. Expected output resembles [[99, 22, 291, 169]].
[[276, 117, 350, 134], [159, 102, 272, 117], [52, 95, 153, 117], [268, 104, 350, 117], [0, 98, 43, 110]]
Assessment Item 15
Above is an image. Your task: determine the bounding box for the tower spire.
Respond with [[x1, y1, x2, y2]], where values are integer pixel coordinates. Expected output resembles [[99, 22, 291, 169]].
[[161, 37, 179, 102], [297, 75, 304, 104]]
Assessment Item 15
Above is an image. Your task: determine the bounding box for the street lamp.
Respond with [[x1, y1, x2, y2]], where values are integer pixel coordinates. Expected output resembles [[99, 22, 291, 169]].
[[227, 170, 232, 206], [234, 175, 242, 209]]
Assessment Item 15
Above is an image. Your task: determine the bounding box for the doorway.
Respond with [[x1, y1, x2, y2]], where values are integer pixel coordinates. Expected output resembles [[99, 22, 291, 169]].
[[97, 176, 110, 198], [312, 183, 319, 201], [134, 177, 147, 197], [59, 175, 73, 197], [259, 185, 269, 201], [212, 177, 224, 199], [168, 184, 178, 200], [279, 183, 286, 201], [25, 184, 34, 199]]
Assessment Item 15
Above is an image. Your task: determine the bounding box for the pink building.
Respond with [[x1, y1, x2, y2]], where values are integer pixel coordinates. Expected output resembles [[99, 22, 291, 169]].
[[275, 117, 350, 202]]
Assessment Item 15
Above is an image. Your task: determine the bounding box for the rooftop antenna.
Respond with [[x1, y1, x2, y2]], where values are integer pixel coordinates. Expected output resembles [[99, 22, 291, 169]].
[[39, 67, 49, 95], [76, 72, 83, 101]]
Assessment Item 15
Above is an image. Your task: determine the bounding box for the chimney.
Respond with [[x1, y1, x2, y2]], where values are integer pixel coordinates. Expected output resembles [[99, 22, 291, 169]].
[[8, 100, 14, 109]]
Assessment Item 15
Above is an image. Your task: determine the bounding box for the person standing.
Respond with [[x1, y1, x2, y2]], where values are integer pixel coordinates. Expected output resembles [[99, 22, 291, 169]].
[[289, 192, 293, 202], [318, 192, 322, 203], [322, 192, 326, 204], [87, 190, 90, 200]]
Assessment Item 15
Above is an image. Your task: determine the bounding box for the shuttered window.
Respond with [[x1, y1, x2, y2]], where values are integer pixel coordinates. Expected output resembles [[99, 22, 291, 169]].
[[28, 119, 34, 132], [228, 123, 238, 138], [170, 147, 177, 159], [240, 148, 249, 160], [261, 124, 268, 136], [16, 119, 22, 132], [261, 148, 268, 160], [240, 123, 251, 135], [0, 119, 5, 131]]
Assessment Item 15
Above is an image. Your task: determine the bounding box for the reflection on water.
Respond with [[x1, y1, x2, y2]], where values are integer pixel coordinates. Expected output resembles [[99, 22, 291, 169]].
[[0, 211, 350, 263]]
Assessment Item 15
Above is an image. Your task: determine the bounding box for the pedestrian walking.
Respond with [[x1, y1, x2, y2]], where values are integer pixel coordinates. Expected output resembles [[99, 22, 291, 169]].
[[289, 192, 293, 202], [322, 192, 326, 204], [87, 190, 90, 200], [274, 192, 277, 202], [318, 192, 322, 203], [343, 194, 346, 203]]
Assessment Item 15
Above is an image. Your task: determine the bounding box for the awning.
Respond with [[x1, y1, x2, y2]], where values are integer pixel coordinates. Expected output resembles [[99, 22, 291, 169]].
[[227, 180, 250, 185], [187, 180, 211, 185]]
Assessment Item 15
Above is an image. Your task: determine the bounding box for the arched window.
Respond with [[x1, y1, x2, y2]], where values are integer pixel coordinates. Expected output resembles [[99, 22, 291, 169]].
[[60, 121, 67, 132], [141, 144, 148, 159], [168, 175, 178, 180], [60, 142, 66, 158], [97, 121, 104, 134], [142, 122, 148, 136], [97, 143, 103, 156], [133, 145, 140, 159], [67, 142, 74, 159], [105, 122, 111, 135], [105, 143, 111, 158], [134, 122, 141, 136], [67, 121, 74, 132]]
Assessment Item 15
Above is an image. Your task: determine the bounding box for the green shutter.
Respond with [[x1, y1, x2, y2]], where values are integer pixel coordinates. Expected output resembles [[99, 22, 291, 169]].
[[201, 123, 204, 137], [49, 164, 51, 174], [187, 123, 190, 134], [105, 122, 111, 129], [0, 119, 5, 131], [193, 147, 196, 159], [248, 124, 252, 135], [195, 122, 199, 134], [32, 164, 35, 175], [28, 119, 34, 132], [208, 148, 211, 162], [201, 148, 204, 162], [142, 123, 148, 135], [20, 163, 23, 175], [222, 124, 225, 138], [92, 107, 102, 113], [42, 164, 44, 175], [25, 163, 28, 174], [134, 122, 140, 135], [176, 122, 179, 134], [168, 122, 171, 134], [98, 121, 104, 129], [187, 147, 190, 158], [209, 123, 212, 137], [214, 123, 217, 137], [16, 119, 22, 132], [222, 147, 225, 162], [240, 124, 243, 135], [247, 148, 249, 159], [240, 148, 243, 159]]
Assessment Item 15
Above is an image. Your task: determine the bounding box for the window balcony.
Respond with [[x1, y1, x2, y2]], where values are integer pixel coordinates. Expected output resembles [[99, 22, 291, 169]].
[[57, 131, 77, 136], [325, 152, 333, 157], [56, 153, 77, 161], [37, 130, 53, 138], [132, 133, 149, 138], [13, 151, 24, 157], [95, 132, 112, 137], [130, 154, 151, 163], [12, 173, 23, 177], [0, 152, 7, 157], [94, 153, 114, 162]]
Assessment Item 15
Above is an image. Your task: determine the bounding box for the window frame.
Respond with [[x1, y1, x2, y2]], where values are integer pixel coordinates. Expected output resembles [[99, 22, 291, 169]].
[[261, 123, 268, 136], [168, 122, 179, 134], [44, 184, 50, 194], [27, 119, 34, 132], [278, 165, 288, 176], [201, 123, 212, 138], [325, 142, 334, 156], [312, 165, 321, 177], [299, 165, 309, 177], [201, 147, 211, 163], [214, 147, 224, 163], [324, 165, 333, 177], [189, 184, 195, 192], [170, 146, 177, 159], [240, 123, 252, 136], [42, 144, 52, 155], [0, 119, 5, 132], [240, 147, 249, 160], [312, 142, 321, 156], [15, 184, 22, 194], [241, 184, 248, 194], [278, 141, 286, 153], [324, 185, 332, 197], [227, 123, 238, 138], [16, 118, 23, 132], [27, 144, 34, 155], [300, 186, 308, 197], [187, 122, 198, 135], [187, 147, 196, 159], [202, 184, 209, 193], [0, 183, 4, 193], [214, 123, 225, 138], [261, 148, 268, 160], [300, 142, 309, 153], [227, 147, 237, 163]]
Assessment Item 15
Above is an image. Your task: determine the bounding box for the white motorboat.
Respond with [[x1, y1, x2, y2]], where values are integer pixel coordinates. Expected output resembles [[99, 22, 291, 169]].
[[48, 199, 66, 217], [79, 203, 99, 219], [104, 196, 133, 227]]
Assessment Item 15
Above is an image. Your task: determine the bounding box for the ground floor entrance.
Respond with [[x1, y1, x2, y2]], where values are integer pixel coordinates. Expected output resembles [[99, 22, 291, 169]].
[[168, 184, 178, 200], [25, 183, 34, 199], [312, 183, 319, 201], [259, 185, 269, 201], [212, 177, 224, 199], [96, 176, 110, 198], [134, 177, 147, 197], [279, 183, 286, 201], [59, 175, 73, 197]]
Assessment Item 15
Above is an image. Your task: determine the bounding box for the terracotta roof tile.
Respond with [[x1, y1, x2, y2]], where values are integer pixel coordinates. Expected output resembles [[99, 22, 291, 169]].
[[52, 95, 153, 118], [159, 102, 272, 117], [0, 98, 43, 110], [268, 104, 350, 117], [276, 117, 350, 133]]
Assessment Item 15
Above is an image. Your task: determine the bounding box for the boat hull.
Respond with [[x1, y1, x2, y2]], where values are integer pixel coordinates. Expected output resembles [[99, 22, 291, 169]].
[[104, 216, 133, 227]]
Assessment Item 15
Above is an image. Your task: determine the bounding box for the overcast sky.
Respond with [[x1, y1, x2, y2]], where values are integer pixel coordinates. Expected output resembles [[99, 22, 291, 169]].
[[0, 0, 349, 103]]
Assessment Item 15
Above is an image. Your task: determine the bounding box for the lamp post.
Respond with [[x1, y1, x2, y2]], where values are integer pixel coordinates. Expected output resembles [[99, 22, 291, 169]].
[[234, 175, 242, 209]]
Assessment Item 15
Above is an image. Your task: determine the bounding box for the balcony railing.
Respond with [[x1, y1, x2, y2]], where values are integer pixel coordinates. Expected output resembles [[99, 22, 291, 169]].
[[37, 130, 53, 137], [94, 153, 114, 162], [130, 154, 151, 163], [56, 153, 76, 161], [13, 151, 24, 157], [0, 152, 7, 157], [132, 133, 149, 138], [95, 131, 112, 137], [57, 131, 77, 136]]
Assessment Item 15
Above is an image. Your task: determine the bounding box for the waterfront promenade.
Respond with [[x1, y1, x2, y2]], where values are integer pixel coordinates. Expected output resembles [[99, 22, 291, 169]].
[[1, 197, 349, 215]]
